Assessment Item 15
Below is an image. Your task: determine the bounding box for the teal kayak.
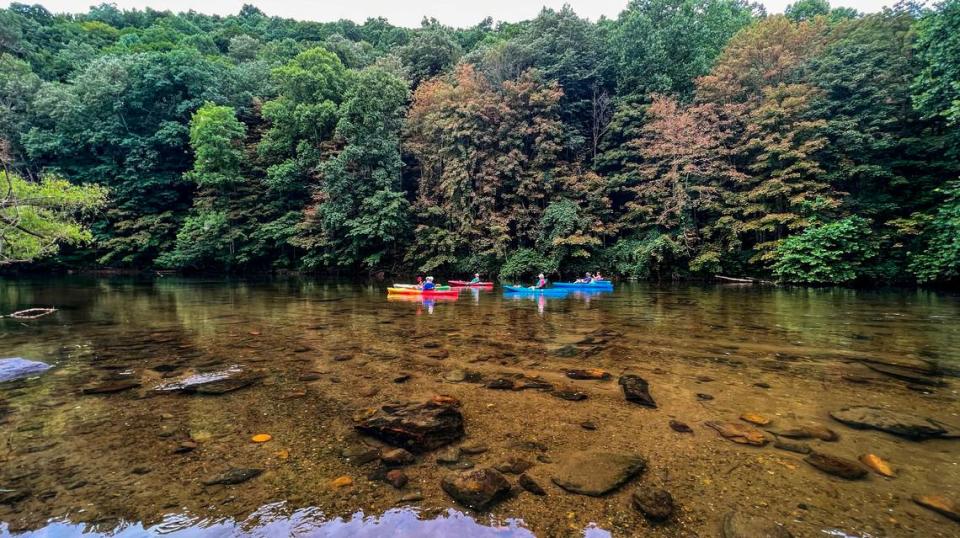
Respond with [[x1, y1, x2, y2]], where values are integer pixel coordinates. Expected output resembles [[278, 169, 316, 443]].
[[552, 281, 614, 289], [503, 286, 570, 296]]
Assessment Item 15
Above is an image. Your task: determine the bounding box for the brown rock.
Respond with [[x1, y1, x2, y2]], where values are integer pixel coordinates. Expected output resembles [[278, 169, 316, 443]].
[[441, 468, 512, 510], [355, 400, 465, 452], [496, 457, 533, 474], [767, 425, 838, 442], [385, 469, 408, 489], [859, 453, 895, 478], [706, 421, 768, 446], [912, 494, 960, 523], [804, 452, 868, 480], [740, 413, 771, 426], [518, 473, 546, 495], [632, 488, 675, 522], [551, 451, 646, 496], [619, 374, 656, 408], [381, 448, 415, 466], [566, 369, 611, 380]]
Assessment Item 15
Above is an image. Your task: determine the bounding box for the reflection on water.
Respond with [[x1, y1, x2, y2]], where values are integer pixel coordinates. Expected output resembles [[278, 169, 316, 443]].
[[1, 505, 559, 538], [1, 277, 959, 538]]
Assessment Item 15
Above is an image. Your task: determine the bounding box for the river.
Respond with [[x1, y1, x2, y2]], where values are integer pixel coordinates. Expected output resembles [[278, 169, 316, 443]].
[[1, 277, 958, 537]]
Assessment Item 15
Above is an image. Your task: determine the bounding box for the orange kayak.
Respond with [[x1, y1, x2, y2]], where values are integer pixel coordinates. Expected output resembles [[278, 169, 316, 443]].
[[387, 287, 460, 297]]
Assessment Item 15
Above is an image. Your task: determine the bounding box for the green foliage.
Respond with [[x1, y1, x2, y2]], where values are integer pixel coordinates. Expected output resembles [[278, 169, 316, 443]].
[[913, 0, 960, 125], [0, 2, 958, 285], [771, 216, 879, 283], [0, 171, 107, 264], [908, 181, 960, 282], [500, 248, 558, 281], [613, 0, 757, 99]]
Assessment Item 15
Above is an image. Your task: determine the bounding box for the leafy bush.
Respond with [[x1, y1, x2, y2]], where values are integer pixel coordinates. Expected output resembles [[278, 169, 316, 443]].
[[770, 216, 879, 284]]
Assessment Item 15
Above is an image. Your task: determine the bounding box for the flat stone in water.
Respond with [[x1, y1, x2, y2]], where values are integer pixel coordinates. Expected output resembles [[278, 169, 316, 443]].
[[830, 406, 951, 440], [862, 361, 945, 386], [706, 421, 768, 446], [485, 378, 515, 390], [552, 390, 587, 401], [202, 468, 263, 485], [669, 420, 693, 433], [495, 456, 533, 474], [804, 452, 868, 480], [721, 512, 793, 538], [0, 358, 51, 382], [619, 374, 656, 408], [772, 437, 811, 455], [766, 425, 838, 442], [441, 468, 511, 510], [551, 451, 646, 496], [912, 494, 960, 523], [519, 473, 546, 495], [355, 399, 465, 452], [565, 369, 611, 380], [155, 367, 263, 395]]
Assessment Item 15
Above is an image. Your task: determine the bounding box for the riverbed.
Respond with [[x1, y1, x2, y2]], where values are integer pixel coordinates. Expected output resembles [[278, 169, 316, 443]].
[[1, 277, 958, 537]]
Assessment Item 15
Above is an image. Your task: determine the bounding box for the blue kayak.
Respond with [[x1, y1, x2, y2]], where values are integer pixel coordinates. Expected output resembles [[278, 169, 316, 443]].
[[552, 281, 614, 289], [503, 286, 570, 296]]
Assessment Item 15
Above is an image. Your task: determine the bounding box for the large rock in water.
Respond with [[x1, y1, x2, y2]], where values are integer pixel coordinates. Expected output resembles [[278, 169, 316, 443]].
[[830, 406, 954, 440], [551, 451, 647, 496], [356, 399, 465, 452], [441, 468, 511, 510], [154, 367, 263, 395], [0, 358, 51, 382], [619, 374, 657, 408]]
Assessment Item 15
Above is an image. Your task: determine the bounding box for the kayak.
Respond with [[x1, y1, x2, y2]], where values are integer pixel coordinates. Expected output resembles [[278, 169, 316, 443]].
[[387, 287, 460, 297], [393, 283, 451, 291], [503, 286, 570, 296], [448, 280, 494, 287], [552, 281, 614, 289]]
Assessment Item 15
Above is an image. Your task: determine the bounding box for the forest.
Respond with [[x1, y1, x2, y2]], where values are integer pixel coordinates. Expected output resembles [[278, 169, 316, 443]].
[[0, 0, 958, 284]]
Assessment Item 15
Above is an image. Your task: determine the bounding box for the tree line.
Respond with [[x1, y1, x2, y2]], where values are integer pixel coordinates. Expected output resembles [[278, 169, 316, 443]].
[[1, 0, 958, 284]]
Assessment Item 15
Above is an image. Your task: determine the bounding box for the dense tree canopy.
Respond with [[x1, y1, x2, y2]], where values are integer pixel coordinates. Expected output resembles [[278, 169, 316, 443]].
[[1, 1, 958, 285]]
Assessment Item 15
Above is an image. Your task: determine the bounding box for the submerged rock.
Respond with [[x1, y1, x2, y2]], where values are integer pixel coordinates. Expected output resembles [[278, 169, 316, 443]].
[[632, 487, 675, 522], [0, 358, 51, 382], [341, 444, 380, 465], [441, 468, 512, 510], [619, 375, 657, 408], [566, 369, 611, 380], [859, 453, 895, 478], [721, 512, 793, 538], [0, 490, 29, 505], [551, 451, 646, 496], [155, 367, 263, 395], [772, 437, 811, 455], [436, 447, 462, 464], [804, 452, 868, 480], [486, 378, 515, 390], [386, 469, 408, 489], [381, 448, 415, 466], [862, 361, 945, 386], [696, 393, 715, 401], [740, 413, 770, 426], [495, 457, 533, 474], [912, 494, 960, 523], [706, 421, 768, 446], [518, 473, 546, 495], [669, 420, 693, 433], [355, 399, 465, 452], [830, 406, 952, 440], [202, 468, 263, 485], [766, 425, 838, 442], [553, 389, 588, 401]]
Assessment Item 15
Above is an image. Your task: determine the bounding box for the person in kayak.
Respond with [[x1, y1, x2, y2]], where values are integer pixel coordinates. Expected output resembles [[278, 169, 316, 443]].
[[422, 276, 436, 290], [594, 271, 604, 280], [575, 272, 594, 284], [469, 273, 481, 284], [531, 273, 548, 289], [416, 276, 424, 286]]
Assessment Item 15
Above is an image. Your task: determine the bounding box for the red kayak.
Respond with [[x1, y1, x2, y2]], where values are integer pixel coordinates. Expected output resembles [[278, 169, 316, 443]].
[[448, 280, 494, 287]]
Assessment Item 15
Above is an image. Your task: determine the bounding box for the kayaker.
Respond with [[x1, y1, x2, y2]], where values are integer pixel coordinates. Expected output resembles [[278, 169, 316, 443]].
[[594, 271, 604, 281], [422, 276, 436, 290], [532, 273, 547, 289], [469, 273, 481, 284], [576, 272, 594, 284], [416, 276, 424, 286]]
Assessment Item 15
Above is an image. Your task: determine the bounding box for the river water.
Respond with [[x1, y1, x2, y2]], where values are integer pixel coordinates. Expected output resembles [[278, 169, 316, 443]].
[[1, 277, 958, 537]]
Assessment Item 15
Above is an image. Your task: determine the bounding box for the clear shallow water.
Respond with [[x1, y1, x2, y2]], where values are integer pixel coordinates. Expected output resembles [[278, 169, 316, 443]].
[[1, 277, 959, 537]]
